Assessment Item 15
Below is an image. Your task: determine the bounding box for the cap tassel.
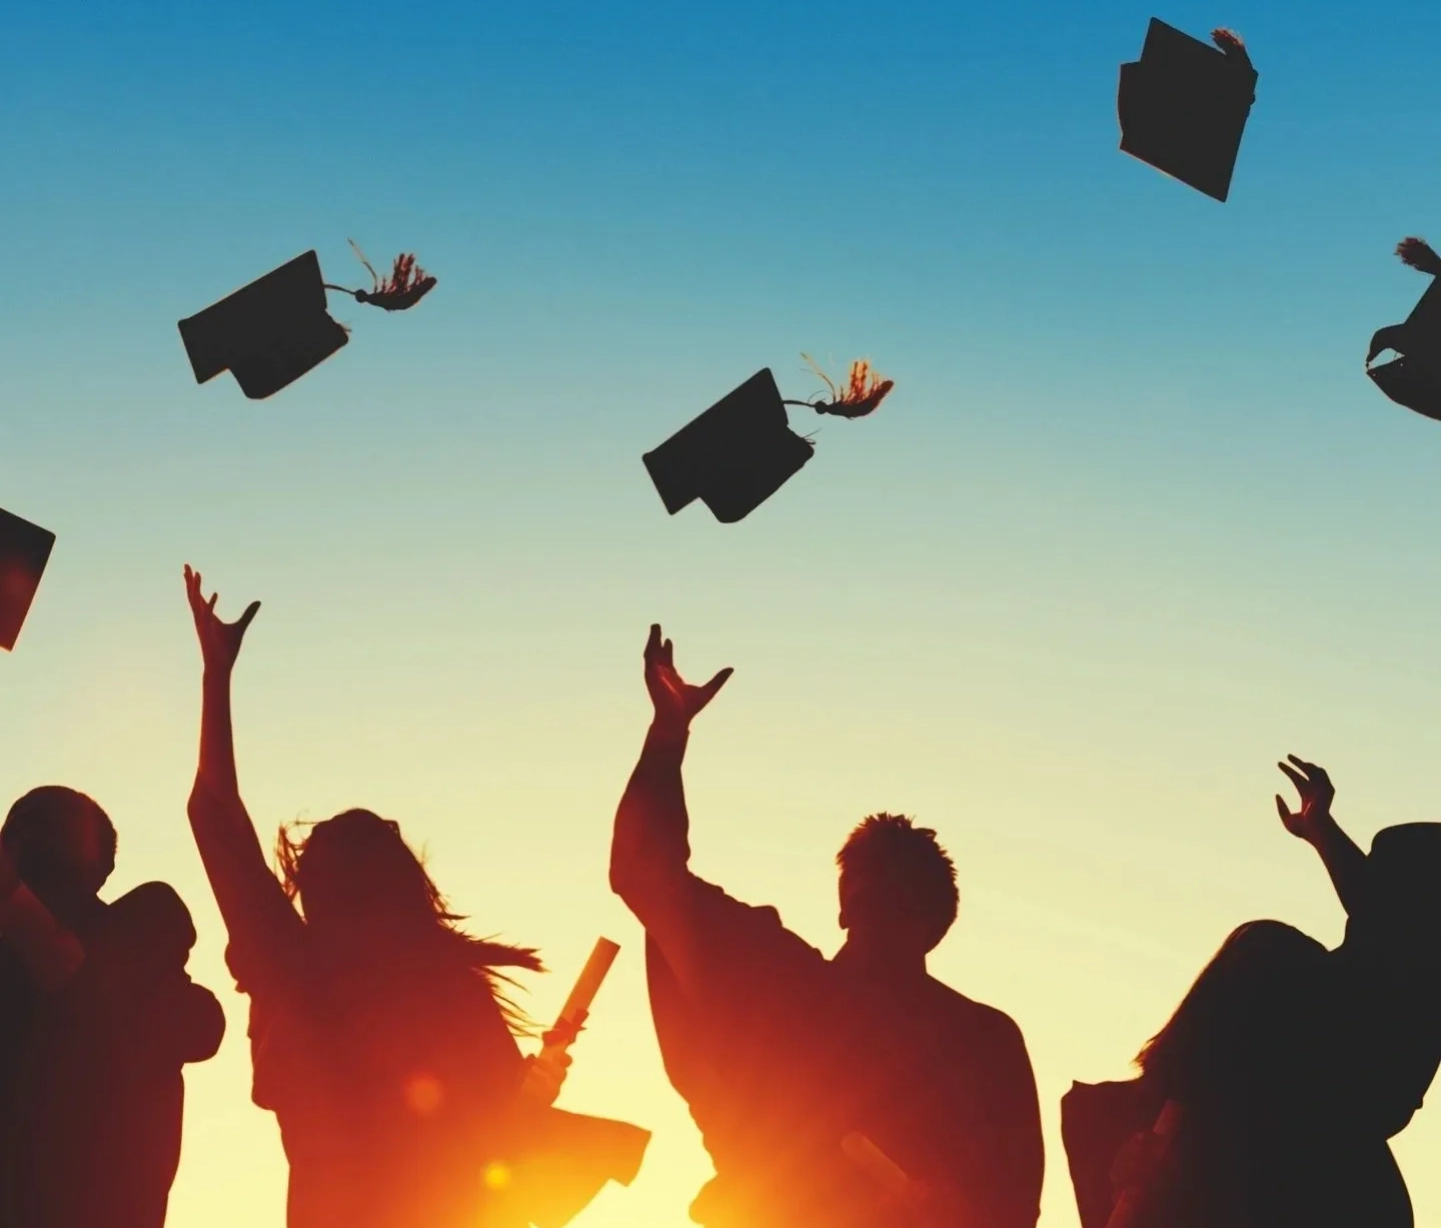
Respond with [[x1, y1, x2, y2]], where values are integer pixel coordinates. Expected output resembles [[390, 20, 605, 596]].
[[1210, 28, 1253, 69], [782, 354, 896, 420], [1397, 237, 1441, 278], [323, 239, 438, 311]]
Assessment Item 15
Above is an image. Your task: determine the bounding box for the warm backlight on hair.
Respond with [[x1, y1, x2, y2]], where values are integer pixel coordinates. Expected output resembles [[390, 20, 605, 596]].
[[403, 1073, 444, 1115]]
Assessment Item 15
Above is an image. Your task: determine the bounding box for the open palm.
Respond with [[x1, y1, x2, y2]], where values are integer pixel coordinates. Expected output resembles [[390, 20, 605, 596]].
[[644, 624, 733, 732], [184, 565, 260, 673]]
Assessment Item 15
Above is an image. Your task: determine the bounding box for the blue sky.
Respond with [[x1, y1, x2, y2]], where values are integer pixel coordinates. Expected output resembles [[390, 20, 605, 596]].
[[4, 2, 1441, 1225]]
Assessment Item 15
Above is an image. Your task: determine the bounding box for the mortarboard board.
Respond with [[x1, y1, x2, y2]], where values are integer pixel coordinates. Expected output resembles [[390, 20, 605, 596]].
[[643, 358, 895, 524], [1367, 238, 1441, 421], [1118, 20, 1258, 202], [644, 370, 815, 524], [177, 242, 437, 401], [0, 507, 56, 652], [178, 251, 350, 400]]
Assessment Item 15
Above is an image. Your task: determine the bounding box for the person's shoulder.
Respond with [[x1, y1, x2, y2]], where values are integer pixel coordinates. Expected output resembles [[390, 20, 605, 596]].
[[688, 875, 827, 964], [926, 978, 1028, 1045]]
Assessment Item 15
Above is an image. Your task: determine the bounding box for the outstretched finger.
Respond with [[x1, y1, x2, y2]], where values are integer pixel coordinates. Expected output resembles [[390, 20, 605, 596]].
[[1277, 762, 1306, 791], [645, 624, 662, 661], [238, 601, 261, 632], [1275, 795, 1294, 821], [699, 667, 734, 705]]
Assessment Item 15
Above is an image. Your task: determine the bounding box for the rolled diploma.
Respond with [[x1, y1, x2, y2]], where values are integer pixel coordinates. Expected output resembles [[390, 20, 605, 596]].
[[554, 937, 620, 1034], [842, 1131, 914, 1199]]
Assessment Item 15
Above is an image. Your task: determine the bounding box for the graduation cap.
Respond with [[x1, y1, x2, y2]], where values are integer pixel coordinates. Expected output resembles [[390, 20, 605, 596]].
[[1118, 20, 1258, 202], [643, 356, 894, 523], [177, 241, 437, 400], [1366, 238, 1441, 421], [0, 506, 56, 652]]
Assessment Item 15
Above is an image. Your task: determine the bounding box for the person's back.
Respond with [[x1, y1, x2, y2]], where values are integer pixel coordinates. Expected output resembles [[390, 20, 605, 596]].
[[232, 919, 534, 1228], [0, 788, 225, 1228], [1064, 913, 1408, 1228]]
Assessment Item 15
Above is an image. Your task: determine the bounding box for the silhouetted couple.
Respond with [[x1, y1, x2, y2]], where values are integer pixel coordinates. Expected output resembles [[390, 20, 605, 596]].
[[611, 625, 1045, 1227], [1062, 757, 1441, 1228], [0, 786, 225, 1228]]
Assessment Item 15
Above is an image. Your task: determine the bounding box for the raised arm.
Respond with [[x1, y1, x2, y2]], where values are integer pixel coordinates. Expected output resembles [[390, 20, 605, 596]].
[[0, 844, 84, 991], [609, 626, 732, 958], [1276, 756, 1369, 919], [182, 566, 299, 966], [610, 625, 732, 913]]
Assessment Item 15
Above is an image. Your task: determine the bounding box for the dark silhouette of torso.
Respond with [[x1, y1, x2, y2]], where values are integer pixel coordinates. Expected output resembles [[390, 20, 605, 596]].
[[0, 882, 224, 1228], [644, 877, 1044, 1228], [1062, 923, 1414, 1228]]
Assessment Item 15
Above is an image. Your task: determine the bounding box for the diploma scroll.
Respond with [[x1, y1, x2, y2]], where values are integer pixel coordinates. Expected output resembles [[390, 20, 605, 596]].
[[521, 937, 621, 1101]]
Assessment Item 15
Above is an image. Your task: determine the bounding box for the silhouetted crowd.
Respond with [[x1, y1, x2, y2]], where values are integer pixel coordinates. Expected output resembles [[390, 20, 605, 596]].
[[2, 575, 1437, 1228], [6, 18, 1441, 1228]]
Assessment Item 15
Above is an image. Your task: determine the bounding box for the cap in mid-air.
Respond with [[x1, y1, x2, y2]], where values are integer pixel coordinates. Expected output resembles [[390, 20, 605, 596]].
[[0, 507, 56, 652], [1118, 19, 1258, 202], [177, 241, 437, 400], [1367, 238, 1441, 422], [642, 357, 894, 524]]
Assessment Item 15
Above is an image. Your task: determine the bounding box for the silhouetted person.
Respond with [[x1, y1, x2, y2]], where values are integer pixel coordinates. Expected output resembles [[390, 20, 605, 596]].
[[1061, 920, 1360, 1228], [181, 565, 646, 1228], [611, 625, 1044, 1228], [1273, 755, 1441, 1226], [0, 786, 225, 1228]]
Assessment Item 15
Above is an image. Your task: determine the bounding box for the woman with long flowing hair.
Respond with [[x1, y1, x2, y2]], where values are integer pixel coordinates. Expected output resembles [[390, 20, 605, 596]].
[[181, 565, 648, 1228], [1062, 919, 1407, 1228]]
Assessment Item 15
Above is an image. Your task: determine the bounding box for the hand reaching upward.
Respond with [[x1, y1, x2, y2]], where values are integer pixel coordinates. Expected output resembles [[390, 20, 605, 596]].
[[644, 624, 733, 734], [1275, 755, 1336, 843], [184, 565, 260, 675]]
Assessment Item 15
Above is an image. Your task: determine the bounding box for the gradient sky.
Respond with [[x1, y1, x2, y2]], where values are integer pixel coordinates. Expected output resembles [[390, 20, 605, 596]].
[[4, 0, 1441, 1224]]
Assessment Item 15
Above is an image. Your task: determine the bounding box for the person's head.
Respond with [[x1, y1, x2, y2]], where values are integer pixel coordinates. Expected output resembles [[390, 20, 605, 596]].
[[836, 813, 959, 961], [1136, 920, 1327, 1100], [276, 809, 543, 1031], [2, 786, 116, 922]]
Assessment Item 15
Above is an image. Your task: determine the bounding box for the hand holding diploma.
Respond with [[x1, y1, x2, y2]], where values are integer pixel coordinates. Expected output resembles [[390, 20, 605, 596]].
[[521, 937, 622, 1106]]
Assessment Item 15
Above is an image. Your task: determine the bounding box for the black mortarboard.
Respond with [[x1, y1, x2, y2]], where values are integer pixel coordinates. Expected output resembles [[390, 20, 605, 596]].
[[177, 251, 350, 400], [643, 358, 895, 524], [1367, 239, 1441, 421], [0, 507, 56, 652], [643, 370, 817, 523], [1341, 822, 1441, 957], [1118, 20, 1259, 202], [1368, 823, 1441, 900]]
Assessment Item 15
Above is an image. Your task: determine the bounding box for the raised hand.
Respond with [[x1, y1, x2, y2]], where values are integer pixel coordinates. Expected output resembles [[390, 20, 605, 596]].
[[1275, 755, 1336, 843], [644, 624, 733, 734], [184, 565, 260, 675]]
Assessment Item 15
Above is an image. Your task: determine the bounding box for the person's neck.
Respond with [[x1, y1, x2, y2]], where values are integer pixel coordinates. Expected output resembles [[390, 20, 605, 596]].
[[833, 938, 927, 981]]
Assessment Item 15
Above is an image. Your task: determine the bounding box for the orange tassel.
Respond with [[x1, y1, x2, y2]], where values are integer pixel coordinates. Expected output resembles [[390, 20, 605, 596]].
[[346, 240, 438, 311], [797, 354, 895, 419]]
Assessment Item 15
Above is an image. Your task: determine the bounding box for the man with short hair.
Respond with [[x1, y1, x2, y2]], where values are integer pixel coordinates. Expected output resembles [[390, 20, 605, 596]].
[[0, 785, 225, 1228], [610, 626, 1044, 1228]]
